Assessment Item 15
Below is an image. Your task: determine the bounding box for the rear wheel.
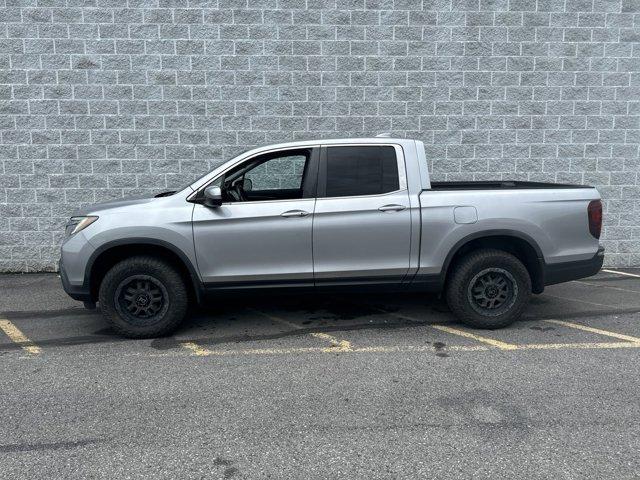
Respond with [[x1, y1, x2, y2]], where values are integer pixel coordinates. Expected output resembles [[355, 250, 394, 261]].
[[445, 249, 531, 329], [98, 256, 188, 338]]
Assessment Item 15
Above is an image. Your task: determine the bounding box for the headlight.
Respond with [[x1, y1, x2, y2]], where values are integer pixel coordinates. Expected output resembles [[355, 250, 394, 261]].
[[65, 216, 98, 237]]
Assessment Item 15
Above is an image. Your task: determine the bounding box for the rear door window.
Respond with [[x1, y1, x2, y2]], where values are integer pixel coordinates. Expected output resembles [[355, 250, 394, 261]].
[[322, 146, 400, 198]]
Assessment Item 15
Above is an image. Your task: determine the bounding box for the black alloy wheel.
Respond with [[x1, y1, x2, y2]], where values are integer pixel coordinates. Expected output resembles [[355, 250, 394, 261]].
[[115, 275, 170, 325], [98, 256, 188, 338], [467, 267, 518, 317], [445, 249, 532, 329]]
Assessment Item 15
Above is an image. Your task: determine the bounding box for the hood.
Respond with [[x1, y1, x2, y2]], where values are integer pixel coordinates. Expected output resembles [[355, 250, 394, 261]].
[[72, 194, 158, 216]]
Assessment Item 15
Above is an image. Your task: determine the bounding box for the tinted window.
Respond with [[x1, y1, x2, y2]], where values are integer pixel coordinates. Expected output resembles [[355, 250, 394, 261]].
[[325, 146, 400, 197]]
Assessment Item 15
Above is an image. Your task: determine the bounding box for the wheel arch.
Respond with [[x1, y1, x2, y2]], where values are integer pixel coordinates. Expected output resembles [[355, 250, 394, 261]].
[[442, 230, 545, 294], [86, 238, 203, 303]]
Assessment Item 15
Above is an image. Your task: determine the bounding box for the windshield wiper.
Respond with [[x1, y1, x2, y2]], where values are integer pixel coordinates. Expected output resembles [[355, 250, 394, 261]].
[[154, 190, 177, 198]]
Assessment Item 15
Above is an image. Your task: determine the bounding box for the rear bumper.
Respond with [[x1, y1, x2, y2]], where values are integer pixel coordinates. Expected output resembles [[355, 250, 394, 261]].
[[543, 246, 605, 287], [59, 261, 92, 302]]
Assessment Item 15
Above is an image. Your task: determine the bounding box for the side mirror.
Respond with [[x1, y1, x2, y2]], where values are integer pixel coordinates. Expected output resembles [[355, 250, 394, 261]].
[[203, 186, 222, 207]]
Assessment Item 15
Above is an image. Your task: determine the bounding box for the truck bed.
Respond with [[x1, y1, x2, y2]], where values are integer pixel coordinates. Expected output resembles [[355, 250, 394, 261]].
[[429, 181, 592, 191]]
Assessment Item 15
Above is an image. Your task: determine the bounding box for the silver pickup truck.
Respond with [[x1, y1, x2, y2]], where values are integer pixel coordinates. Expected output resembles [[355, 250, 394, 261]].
[[60, 137, 604, 338]]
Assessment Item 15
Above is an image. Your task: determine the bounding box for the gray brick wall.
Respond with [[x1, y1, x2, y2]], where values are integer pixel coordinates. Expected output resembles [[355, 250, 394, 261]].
[[1, 0, 639, 271]]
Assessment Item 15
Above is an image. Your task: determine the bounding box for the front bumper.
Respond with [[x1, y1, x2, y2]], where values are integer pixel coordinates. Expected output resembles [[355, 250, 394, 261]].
[[59, 261, 92, 302], [59, 229, 97, 302], [543, 246, 605, 286]]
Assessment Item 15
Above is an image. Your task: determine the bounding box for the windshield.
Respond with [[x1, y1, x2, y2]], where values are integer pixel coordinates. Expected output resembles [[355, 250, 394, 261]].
[[170, 173, 206, 193], [157, 148, 252, 196]]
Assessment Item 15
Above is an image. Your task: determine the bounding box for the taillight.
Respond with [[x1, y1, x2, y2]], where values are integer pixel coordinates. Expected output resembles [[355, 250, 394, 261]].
[[588, 200, 602, 239]]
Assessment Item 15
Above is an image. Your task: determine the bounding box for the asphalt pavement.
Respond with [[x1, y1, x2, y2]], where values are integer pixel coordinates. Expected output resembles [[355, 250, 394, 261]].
[[1, 269, 639, 479]]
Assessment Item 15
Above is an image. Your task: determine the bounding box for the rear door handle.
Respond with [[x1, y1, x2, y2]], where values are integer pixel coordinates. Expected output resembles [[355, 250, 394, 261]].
[[280, 210, 310, 218], [378, 204, 407, 212]]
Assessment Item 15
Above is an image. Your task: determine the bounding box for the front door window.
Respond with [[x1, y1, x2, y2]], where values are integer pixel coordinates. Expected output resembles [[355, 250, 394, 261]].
[[219, 149, 313, 203]]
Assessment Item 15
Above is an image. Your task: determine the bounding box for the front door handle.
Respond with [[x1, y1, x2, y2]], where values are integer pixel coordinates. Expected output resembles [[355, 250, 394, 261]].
[[280, 210, 310, 218], [378, 204, 407, 212]]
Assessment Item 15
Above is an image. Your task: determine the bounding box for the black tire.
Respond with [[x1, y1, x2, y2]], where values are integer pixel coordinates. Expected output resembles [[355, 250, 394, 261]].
[[445, 249, 531, 329], [98, 256, 188, 338]]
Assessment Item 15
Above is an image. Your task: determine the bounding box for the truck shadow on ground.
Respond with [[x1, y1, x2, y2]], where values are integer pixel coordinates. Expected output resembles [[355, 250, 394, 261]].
[[0, 292, 446, 353], [1, 291, 639, 353]]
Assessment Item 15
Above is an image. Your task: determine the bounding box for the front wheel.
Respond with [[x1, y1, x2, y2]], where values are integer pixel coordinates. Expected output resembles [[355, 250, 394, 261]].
[[98, 256, 188, 338], [445, 249, 531, 329]]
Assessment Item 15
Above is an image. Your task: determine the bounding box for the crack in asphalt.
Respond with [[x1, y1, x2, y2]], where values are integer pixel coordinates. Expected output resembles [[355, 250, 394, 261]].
[[0, 438, 104, 453]]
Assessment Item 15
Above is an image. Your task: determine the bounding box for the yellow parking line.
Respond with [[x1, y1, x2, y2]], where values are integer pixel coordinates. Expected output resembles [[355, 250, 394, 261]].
[[354, 344, 489, 353], [543, 292, 621, 308], [0, 318, 41, 355], [367, 342, 640, 352], [176, 307, 640, 358], [363, 305, 518, 350], [250, 308, 353, 352], [197, 344, 490, 356], [602, 269, 640, 279], [308, 332, 352, 352], [182, 346, 331, 357], [518, 341, 640, 351], [173, 341, 640, 358], [179, 309, 353, 357], [545, 319, 640, 344], [180, 341, 212, 356], [571, 280, 640, 294], [430, 324, 519, 350]]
